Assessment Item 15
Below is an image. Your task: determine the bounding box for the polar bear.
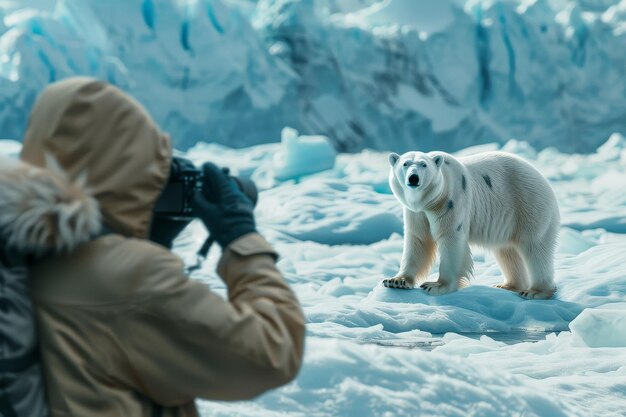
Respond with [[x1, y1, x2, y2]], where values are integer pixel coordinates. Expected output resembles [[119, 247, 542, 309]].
[[382, 151, 560, 299]]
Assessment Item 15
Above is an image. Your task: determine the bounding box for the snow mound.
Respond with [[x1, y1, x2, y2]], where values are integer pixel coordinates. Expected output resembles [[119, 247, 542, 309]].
[[570, 303, 626, 348], [362, 282, 582, 333], [557, 227, 595, 255], [257, 179, 402, 245], [273, 127, 337, 181]]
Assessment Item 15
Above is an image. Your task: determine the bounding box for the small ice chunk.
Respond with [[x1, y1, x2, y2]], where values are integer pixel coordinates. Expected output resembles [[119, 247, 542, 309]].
[[0, 139, 22, 158], [273, 127, 337, 181], [569, 303, 626, 347]]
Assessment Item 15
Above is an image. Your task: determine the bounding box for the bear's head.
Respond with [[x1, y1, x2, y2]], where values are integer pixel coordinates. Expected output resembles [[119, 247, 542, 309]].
[[388, 151, 444, 210]]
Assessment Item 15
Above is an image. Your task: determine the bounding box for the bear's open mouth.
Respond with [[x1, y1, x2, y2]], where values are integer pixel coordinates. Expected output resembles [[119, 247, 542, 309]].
[[407, 174, 420, 187]]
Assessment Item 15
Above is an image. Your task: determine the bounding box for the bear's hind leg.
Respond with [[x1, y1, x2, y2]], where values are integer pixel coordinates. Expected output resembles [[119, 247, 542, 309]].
[[518, 241, 556, 299], [493, 246, 529, 292]]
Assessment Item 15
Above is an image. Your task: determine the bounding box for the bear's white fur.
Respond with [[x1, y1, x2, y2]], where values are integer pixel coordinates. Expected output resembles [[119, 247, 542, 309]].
[[383, 151, 560, 299]]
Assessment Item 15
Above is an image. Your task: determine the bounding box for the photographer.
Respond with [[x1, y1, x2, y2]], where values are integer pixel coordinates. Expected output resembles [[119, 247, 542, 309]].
[[18, 78, 305, 416]]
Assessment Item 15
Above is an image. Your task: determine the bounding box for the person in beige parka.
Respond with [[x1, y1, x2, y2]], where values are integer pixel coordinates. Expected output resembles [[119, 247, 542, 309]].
[[15, 77, 306, 416]]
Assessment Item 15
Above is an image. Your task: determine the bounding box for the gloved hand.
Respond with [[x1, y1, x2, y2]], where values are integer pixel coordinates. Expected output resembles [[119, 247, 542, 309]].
[[191, 162, 257, 249]]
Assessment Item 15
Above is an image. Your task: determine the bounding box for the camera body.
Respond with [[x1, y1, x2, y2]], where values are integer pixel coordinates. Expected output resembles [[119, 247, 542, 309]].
[[153, 158, 202, 220], [151, 157, 258, 263], [153, 157, 258, 221]]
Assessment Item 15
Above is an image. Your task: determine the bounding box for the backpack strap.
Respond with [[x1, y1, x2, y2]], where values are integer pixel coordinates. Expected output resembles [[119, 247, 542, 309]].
[[96, 224, 115, 239], [0, 349, 38, 374], [0, 350, 39, 417], [0, 395, 17, 417]]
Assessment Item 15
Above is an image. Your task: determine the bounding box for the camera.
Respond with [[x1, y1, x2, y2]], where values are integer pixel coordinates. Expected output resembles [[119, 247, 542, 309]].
[[153, 157, 258, 220], [151, 157, 258, 269]]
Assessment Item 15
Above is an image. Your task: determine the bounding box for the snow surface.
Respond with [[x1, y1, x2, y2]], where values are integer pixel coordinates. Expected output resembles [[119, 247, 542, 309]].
[[2, 134, 626, 415], [3, 0, 626, 152]]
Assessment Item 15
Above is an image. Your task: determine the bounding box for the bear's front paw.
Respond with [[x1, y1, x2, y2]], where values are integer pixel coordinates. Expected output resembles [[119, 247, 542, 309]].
[[420, 281, 456, 296], [519, 288, 556, 300], [382, 277, 414, 289]]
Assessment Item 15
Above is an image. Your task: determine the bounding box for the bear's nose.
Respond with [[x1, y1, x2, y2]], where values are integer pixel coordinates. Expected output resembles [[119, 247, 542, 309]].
[[408, 174, 420, 187]]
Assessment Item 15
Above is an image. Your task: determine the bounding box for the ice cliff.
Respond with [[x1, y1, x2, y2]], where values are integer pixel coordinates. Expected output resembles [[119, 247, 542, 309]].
[[1, 0, 626, 152]]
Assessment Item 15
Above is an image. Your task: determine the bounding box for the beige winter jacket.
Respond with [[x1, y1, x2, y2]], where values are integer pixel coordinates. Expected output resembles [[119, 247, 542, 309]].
[[14, 78, 305, 416]]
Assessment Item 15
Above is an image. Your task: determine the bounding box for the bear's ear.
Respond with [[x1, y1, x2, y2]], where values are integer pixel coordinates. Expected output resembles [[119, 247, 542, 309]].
[[388, 152, 400, 167], [433, 155, 444, 168]]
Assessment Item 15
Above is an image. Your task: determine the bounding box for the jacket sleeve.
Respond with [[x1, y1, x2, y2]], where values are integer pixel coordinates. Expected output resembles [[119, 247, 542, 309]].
[[119, 233, 306, 405]]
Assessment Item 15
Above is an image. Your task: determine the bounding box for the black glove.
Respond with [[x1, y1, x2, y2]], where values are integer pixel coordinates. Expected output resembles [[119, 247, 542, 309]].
[[191, 162, 257, 249]]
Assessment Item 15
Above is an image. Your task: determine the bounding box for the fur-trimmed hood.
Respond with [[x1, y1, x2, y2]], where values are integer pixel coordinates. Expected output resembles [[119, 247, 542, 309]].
[[19, 77, 172, 240], [0, 155, 101, 254]]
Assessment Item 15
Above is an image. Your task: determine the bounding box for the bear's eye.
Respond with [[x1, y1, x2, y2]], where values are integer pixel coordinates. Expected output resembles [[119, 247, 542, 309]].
[[421, 162, 427, 168], [403, 161, 410, 167]]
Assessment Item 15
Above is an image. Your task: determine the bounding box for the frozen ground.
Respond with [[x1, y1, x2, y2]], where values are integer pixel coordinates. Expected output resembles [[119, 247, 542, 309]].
[[3, 133, 626, 416]]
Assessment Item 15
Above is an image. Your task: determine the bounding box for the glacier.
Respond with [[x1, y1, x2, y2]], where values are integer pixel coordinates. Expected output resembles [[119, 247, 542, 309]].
[[2, 0, 626, 152]]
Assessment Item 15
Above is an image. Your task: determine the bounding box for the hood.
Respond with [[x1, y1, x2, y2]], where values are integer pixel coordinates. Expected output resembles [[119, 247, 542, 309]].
[[20, 77, 172, 239], [0, 156, 100, 254]]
